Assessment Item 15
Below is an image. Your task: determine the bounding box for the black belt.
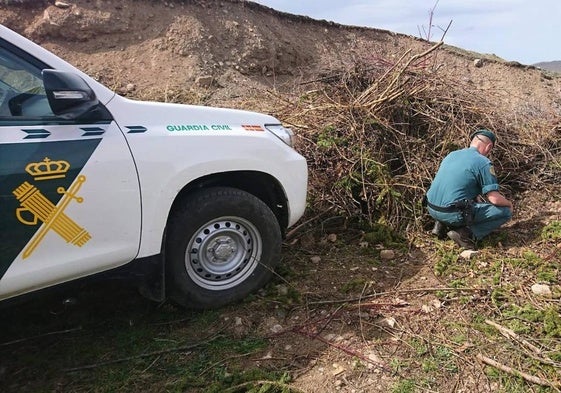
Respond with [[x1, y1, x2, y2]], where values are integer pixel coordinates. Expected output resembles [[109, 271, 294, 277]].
[[425, 198, 473, 213], [426, 201, 461, 213]]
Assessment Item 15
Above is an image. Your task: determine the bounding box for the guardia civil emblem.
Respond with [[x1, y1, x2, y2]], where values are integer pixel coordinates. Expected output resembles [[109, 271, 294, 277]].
[[12, 157, 90, 259]]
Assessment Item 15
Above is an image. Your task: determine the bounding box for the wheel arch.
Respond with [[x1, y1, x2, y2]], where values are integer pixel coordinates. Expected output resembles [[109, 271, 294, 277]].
[[136, 171, 288, 305], [167, 170, 289, 237]]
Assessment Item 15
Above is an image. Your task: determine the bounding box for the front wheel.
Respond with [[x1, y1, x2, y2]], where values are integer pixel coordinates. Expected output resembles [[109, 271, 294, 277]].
[[166, 187, 282, 309]]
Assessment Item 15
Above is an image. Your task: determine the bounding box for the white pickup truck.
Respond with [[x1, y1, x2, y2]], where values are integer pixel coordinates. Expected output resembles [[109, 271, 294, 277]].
[[0, 25, 308, 309]]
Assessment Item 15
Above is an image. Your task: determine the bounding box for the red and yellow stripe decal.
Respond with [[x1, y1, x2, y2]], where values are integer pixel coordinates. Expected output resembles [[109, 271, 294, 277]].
[[242, 125, 264, 132]]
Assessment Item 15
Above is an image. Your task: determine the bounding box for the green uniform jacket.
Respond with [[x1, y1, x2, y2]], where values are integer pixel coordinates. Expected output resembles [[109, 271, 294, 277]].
[[427, 146, 499, 207]]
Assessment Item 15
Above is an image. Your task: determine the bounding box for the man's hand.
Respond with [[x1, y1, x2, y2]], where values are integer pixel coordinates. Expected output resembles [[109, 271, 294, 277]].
[[486, 190, 513, 211]]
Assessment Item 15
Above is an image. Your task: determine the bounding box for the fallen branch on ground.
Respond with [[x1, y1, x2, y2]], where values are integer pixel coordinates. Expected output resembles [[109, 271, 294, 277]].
[[485, 319, 561, 368], [308, 286, 486, 306], [0, 326, 82, 347], [476, 354, 561, 390], [223, 380, 307, 393]]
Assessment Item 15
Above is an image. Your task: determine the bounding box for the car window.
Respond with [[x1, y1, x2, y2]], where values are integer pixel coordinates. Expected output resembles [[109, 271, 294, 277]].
[[0, 46, 54, 118]]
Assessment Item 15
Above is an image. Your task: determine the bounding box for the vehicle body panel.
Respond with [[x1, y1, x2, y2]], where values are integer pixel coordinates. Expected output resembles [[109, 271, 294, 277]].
[[0, 24, 308, 304]]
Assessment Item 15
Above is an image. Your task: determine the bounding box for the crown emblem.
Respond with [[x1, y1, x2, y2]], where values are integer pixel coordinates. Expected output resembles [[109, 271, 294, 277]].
[[25, 157, 70, 181]]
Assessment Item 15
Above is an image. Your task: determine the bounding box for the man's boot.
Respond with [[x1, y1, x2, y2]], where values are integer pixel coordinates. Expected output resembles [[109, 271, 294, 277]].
[[447, 227, 476, 250], [431, 221, 446, 238]]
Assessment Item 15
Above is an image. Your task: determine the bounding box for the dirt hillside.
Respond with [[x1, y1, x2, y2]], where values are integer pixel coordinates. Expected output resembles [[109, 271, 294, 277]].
[[2, 0, 560, 116]]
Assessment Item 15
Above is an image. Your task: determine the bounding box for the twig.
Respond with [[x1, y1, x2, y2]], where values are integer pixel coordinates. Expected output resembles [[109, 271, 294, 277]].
[[439, 20, 453, 42], [285, 210, 332, 240], [308, 286, 486, 306], [485, 319, 560, 367], [223, 380, 307, 393], [0, 326, 82, 347], [345, 301, 409, 310], [293, 324, 394, 375], [311, 305, 345, 338], [266, 306, 346, 342], [476, 354, 561, 389], [198, 352, 253, 376], [141, 355, 160, 373], [485, 319, 542, 355], [64, 334, 223, 372], [543, 245, 561, 262]]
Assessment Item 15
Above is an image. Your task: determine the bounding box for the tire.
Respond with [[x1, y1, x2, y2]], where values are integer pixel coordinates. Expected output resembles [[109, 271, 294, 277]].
[[166, 187, 282, 309]]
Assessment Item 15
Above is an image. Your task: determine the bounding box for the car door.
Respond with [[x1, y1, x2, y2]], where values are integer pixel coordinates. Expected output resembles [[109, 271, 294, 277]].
[[0, 39, 141, 299]]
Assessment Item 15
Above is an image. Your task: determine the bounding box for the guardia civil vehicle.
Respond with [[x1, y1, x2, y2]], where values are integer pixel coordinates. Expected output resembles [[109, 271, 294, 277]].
[[0, 25, 308, 309]]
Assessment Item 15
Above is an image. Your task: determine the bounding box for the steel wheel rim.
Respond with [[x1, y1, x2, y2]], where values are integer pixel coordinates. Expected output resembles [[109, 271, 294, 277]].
[[185, 216, 263, 290]]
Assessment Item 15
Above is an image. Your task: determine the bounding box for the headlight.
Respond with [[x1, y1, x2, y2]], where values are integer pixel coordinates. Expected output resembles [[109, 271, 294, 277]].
[[265, 124, 294, 147]]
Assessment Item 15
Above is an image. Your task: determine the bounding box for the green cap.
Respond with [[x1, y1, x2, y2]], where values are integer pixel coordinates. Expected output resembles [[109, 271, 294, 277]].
[[471, 129, 497, 145]]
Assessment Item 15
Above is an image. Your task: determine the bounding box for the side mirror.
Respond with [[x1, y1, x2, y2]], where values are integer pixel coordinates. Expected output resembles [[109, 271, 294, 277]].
[[42, 69, 99, 118]]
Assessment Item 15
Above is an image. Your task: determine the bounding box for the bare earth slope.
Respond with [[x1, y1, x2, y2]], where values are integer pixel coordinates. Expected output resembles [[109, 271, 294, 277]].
[[2, 0, 560, 116]]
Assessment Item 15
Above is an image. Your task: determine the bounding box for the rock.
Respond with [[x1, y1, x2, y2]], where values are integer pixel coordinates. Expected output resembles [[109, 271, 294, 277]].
[[331, 363, 345, 376], [54, 1, 71, 9], [276, 284, 288, 296], [380, 249, 395, 260], [368, 352, 382, 363], [382, 317, 396, 328], [460, 249, 478, 259], [125, 83, 136, 92], [195, 75, 213, 87], [232, 316, 250, 337], [327, 233, 337, 242], [310, 255, 321, 263], [473, 58, 484, 67], [531, 283, 552, 297], [421, 299, 442, 313], [323, 333, 336, 341], [270, 324, 283, 333], [430, 299, 442, 309]]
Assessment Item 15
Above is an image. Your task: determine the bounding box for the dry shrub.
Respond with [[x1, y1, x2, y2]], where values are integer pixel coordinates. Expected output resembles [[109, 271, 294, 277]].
[[278, 43, 561, 231]]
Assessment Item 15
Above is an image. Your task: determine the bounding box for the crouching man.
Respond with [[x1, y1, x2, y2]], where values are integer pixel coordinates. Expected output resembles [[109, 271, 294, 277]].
[[425, 129, 513, 249]]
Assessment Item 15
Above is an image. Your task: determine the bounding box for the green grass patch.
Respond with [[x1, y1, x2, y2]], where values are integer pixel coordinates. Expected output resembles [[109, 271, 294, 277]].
[[391, 379, 416, 393], [544, 306, 561, 337], [541, 221, 561, 240], [362, 222, 407, 249], [433, 248, 459, 276], [340, 278, 370, 293]]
